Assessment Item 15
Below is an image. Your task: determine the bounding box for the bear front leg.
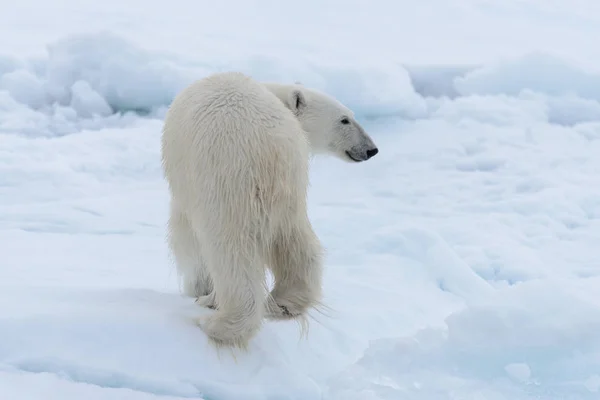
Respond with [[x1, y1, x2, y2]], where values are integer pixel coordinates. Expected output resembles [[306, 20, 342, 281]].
[[266, 217, 324, 321]]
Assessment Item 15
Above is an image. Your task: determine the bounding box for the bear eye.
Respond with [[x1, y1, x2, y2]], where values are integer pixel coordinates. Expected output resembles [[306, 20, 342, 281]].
[[340, 117, 350, 125]]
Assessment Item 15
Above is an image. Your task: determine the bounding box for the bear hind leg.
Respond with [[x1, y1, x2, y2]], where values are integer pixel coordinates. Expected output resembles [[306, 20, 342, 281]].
[[266, 215, 324, 321], [167, 203, 214, 299], [193, 220, 267, 349]]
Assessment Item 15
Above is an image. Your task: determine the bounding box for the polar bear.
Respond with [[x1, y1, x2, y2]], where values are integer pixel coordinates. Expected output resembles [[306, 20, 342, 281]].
[[161, 71, 378, 349]]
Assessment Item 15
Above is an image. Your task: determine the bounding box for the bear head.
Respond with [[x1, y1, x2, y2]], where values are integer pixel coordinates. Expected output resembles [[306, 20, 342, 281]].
[[265, 83, 378, 163]]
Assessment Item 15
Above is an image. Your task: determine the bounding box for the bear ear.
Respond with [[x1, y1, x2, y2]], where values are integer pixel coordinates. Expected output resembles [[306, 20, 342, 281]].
[[288, 89, 306, 115]]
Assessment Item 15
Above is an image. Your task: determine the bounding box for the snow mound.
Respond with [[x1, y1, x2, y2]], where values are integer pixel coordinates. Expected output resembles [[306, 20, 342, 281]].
[[427, 90, 600, 128], [405, 64, 474, 99], [429, 53, 600, 127], [430, 93, 549, 126], [0, 32, 427, 137], [0, 33, 203, 137], [455, 52, 600, 101], [327, 278, 600, 399], [0, 287, 322, 400]]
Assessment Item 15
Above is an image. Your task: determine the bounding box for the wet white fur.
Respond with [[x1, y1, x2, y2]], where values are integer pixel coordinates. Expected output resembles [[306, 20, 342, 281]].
[[161, 71, 376, 349]]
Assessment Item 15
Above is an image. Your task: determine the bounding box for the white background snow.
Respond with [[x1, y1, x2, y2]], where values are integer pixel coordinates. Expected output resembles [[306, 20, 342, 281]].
[[1, 0, 600, 399]]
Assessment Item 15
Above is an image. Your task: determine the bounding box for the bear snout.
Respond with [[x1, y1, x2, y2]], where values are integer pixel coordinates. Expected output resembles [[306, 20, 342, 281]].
[[346, 146, 378, 162]]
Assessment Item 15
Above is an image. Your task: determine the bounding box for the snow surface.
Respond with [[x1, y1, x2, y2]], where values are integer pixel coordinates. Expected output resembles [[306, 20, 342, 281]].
[[2, 1, 600, 399]]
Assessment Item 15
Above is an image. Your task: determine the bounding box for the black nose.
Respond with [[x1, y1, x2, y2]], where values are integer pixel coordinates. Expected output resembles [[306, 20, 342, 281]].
[[366, 148, 378, 159]]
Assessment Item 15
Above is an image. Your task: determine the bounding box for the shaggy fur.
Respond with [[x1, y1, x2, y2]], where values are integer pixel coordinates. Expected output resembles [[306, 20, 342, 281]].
[[161, 71, 377, 349]]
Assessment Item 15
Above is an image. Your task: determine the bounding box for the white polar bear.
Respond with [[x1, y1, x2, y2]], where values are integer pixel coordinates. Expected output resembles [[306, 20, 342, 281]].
[[161, 71, 378, 349]]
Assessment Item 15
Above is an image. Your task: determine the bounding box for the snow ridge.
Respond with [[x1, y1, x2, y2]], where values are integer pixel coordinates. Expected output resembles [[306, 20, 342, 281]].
[[2, 32, 600, 137]]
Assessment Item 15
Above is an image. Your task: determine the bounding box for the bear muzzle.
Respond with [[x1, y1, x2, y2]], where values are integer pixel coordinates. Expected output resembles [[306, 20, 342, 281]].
[[346, 147, 379, 162]]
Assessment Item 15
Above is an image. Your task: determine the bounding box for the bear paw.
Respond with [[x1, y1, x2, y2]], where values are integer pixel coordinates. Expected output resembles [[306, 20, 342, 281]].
[[197, 312, 260, 350], [195, 291, 217, 309], [265, 294, 308, 320]]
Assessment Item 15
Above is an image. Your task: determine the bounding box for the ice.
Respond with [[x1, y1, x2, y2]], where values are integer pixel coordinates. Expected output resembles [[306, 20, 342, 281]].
[[327, 278, 600, 399], [452, 53, 600, 126], [504, 363, 532, 383], [405, 65, 474, 99], [68, 81, 113, 119], [455, 53, 600, 101], [0, 69, 46, 109], [0, 32, 427, 138], [2, 0, 600, 399], [0, 33, 202, 137]]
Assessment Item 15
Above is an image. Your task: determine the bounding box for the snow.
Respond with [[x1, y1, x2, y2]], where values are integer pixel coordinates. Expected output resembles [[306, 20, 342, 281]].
[[2, 0, 600, 399]]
